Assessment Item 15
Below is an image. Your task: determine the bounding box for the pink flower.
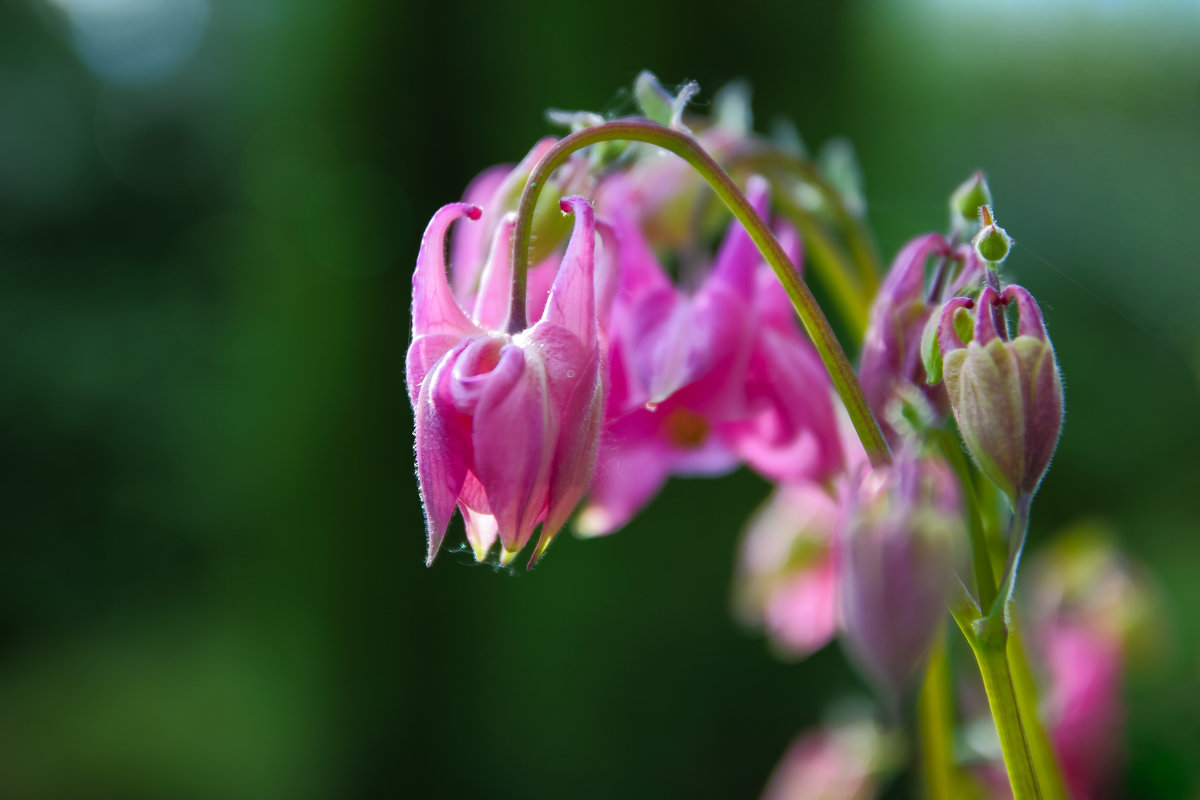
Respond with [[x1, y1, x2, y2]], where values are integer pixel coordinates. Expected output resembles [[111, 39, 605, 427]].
[[858, 233, 983, 438], [733, 482, 839, 658], [934, 285, 1064, 502], [837, 448, 962, 693], [578, 177, 842, 535], [406, 196, 603, 568], [761, 718, 886, 800]]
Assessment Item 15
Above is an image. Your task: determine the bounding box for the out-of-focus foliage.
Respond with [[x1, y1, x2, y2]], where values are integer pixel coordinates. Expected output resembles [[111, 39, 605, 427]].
[[0, 1, 1195, 798]]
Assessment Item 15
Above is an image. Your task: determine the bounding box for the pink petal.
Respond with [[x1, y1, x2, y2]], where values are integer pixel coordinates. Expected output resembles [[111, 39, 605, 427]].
[[711, 174, 770, 296], [576, 414, 673, 536], [471, 215, 516, 331], [721, 324, 842, 483], [451, 164, 511, 301], [470, 344, 554, 557], [413, 203, 481, 339], [414, 343, 472, 565], [593, 220, 621, 336], [537, 196, 597, 348]]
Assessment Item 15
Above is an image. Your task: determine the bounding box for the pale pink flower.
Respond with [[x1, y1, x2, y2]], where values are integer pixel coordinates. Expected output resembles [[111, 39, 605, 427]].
[[733, 482, 839, 658], [761, 718, 887, 800]]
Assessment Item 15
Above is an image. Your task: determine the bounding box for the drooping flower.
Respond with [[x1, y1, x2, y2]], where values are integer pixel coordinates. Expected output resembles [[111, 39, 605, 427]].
[[406, 196, 603, 568], [837, 447, 963, 694], [858, 232, 984, 439], [933, 284, 1064, 502]]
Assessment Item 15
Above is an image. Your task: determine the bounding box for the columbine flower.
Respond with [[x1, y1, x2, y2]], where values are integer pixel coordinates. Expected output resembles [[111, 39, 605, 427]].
[[858, 232, 984, 439], [406, 196, 603, 568], [933, 284, 1063, 502], [577, 177, 841, 535], [837, 447, 962, 694], [733, 482, 839, 659]]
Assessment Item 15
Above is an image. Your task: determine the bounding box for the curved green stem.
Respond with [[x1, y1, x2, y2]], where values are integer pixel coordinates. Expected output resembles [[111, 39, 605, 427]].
[[726, 147, 882, 294], [509, 119, 891, 467], [772, 191, 870, 340]]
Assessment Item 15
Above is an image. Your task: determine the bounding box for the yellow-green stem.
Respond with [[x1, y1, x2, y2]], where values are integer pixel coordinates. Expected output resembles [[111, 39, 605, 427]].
[[918, 628, 958, 800], [953, 619, 1042, 800], [1008, 623, 1071, 800], [727, 147, 882, 293], [773, 191, 870, 340], [508, 119, 891, 467]]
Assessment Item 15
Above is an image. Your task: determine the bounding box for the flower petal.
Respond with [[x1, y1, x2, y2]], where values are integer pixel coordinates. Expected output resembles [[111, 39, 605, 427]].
[[414, 343, 472, 565], [711, 174, 770, 297], [471, 344, 554, 557], [537, 196, 597, 348], [471, 215, 516, 331], [413, 203, 481, 339]]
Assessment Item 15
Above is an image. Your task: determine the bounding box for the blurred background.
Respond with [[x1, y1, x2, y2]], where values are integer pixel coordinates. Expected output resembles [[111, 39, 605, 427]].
[[0, 0, 1197, 797]]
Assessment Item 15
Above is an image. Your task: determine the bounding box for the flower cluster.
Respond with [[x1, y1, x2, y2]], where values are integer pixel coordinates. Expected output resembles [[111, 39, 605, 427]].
[[410, 77, 843, 568], [407, 73, 1091, 799]]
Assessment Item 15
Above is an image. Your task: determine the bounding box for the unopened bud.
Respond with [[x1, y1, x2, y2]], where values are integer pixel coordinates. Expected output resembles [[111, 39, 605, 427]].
[[972, 205, 1013, 264], [950, 171, 993, 227], [937, 285, 1064, 501], [839, 450, 963, 694]]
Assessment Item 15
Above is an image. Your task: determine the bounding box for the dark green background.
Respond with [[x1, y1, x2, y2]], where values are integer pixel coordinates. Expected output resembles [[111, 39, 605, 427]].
[[0, 1, 1196, 797]]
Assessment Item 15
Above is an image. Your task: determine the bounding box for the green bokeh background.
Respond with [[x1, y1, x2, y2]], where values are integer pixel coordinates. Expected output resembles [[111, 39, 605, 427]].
[[0, 1, 1196, 797]]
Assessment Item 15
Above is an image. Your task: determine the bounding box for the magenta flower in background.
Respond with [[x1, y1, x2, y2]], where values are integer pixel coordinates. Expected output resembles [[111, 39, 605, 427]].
[[406, 196, 603, 567], [577, 177, 841, 535]]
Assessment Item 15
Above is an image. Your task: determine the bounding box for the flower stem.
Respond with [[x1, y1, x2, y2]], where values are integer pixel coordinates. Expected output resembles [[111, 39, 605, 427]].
[[1007, 623, 1072, 800], [934, 428, 997, 611], [918, 628, 958, 800], [727, 147, 882, 293], [772, 191, 870, 341], [979, 492, 1032, 644], [509, 120, 891, 468], [968, 632, 1043, 800]]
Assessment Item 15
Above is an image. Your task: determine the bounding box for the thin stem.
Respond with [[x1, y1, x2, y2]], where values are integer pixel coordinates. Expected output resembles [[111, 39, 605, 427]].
[[918, 628, 958, 800], [980, 493, 1032, 643], [969, 635, 1043, 800], [726, 147, 882, 293], [772, 191, 870, 340], [1008, 620, 1071, 800], [935, 428, 997, 611], [509, 119, 891, 467]]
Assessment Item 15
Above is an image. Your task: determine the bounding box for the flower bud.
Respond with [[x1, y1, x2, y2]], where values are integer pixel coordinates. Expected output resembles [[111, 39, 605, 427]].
[[972, 205, 1013, 264], [936, 285, 1064, 502], [950, 171, 992, 228], [838, 450, 963, 694]]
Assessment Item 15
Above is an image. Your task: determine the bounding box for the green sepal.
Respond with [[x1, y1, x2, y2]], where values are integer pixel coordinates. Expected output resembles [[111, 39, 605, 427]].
[[634, 71, 675, 126], [920, 308, 946, 385]]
